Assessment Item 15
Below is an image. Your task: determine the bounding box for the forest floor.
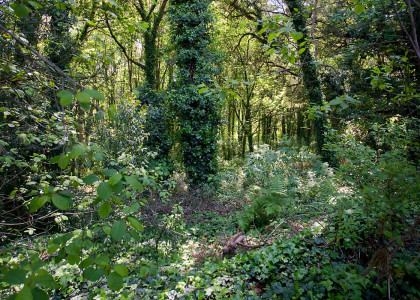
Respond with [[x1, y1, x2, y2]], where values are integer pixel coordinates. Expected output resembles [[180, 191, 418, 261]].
[[1, 147, 419, 299]]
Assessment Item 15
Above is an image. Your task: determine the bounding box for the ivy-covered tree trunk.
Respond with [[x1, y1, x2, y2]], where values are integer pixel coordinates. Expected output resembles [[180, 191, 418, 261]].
[[169, 0, 220, 184], [285, 0, 337, 166]]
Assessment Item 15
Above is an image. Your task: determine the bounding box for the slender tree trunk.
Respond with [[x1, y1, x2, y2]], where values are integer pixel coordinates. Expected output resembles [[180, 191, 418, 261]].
[[285, 0, 337, 166]]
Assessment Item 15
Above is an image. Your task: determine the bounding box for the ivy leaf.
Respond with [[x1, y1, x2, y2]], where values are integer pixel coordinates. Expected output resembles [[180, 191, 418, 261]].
[[111, 220, 126, 241], [109, 173, 122, 186], [29, 196, 49, 213], [4, 269, 28, 285], [97, 182, 112, 200], [107, 272, 123, 291], [113, 264, 129, 277], [84, 89, 105, 100], [127, 216, 143, 232], [52, 194, 71, 210], [57, 90, 73, 106], [98, 201, 111, 219], [139, 266, 149, 277]]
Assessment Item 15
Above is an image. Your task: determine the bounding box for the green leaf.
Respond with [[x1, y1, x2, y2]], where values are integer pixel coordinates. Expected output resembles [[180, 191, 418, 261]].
[[355, 4, 365, 14], [28, 1, 43, 9], [84, 89, 105, 100], [198, 87, 208, 94], [139, 266, 149, 277], [95, 111, 105, 120], [34, 269, 58, 289], [52, 194, 70, 210], [97, 182, 112, 200], [83, 267, 104, 281], [127, 25, 135, 33], [114, 264, 129, 277], [29, 196, 49, 213], [11, 4, 29, 18], [72, 143, 85, 158], [4, 269, 28, 285], [290, 31, 303, 41], [83, 174, 99, 185], [111, 220, 126, 241], [57, 90, 73, 106], [16, 286, 32, 300], [31, 288, 49, 300], [47, 244, 59, 255], [125, 176, 143, 191], [107, 272, 123, 291], [298, 48, 306, 54], [109, 173, 122, 186], [268, 33, 276, 42], [127, 216, 143, 232], [57, 154, 70, 169], [99, 201, 111, 219], [76, 91, 90, 104]]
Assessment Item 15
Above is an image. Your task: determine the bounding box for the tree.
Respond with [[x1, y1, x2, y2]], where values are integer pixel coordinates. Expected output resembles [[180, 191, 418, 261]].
[[169, 0, 221, 184]]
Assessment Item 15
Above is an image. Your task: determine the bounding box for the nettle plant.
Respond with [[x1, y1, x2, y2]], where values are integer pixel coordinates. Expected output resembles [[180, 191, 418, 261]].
[[0, 89, 151, 298]]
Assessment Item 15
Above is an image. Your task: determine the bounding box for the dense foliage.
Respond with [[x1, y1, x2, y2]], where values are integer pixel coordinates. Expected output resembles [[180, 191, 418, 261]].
[[0, 0, 419, 299]]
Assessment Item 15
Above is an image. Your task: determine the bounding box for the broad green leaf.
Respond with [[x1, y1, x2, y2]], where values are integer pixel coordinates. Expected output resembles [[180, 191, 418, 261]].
[[329, 99, 342, 106], [34, 269, 58, 289], [114, 264, 128, 277], [109, 173, 122, 186], [29, 196, 49, 213], [47, 244, 59, 255], [84, 89, 105, 100], [4, 269, 28, 285], [56, 154, 70, 169], [125, 176, 142, 191], [76, 91, 90, 104], [107, 272, 123, 291], [139, 266, 149, 277], [97, 182, 112, 200], [52, 194, 70, 210], [31, 288, 48, 300], [83, 174, 99, 185], [127, 216, 143, 232], [16, 286, 32, 300], [268, 33, 276, 42], [355, 4, 365, 14], [80, 258, 94, 269], [72, 143, 85, 158], [57, 90, 73, 106], [83, 267, 104, 281], [11, 4, 29, 18], [28, 1, 43, 9], [291, 31, 303, 41], [98, 201, 111, 219], [111, 220, 126, 241], [298, 48, 306, 54], [127, 25, 136, 33]]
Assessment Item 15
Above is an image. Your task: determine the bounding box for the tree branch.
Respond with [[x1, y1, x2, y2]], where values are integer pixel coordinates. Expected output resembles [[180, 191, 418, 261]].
[[0, 24, 81, 88], [104, 14, 146, 70]]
